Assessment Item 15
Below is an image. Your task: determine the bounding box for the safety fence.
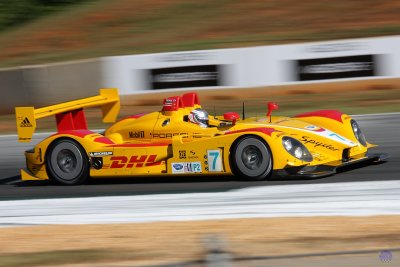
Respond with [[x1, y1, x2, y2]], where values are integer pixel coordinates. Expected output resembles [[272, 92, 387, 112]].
[[1, 35, 400, 113]]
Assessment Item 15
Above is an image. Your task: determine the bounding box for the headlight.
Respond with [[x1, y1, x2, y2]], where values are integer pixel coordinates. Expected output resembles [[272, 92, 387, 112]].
[[350, 119, 367, 147], [282, 137, 313, 162], [283, 138, 293, 151]]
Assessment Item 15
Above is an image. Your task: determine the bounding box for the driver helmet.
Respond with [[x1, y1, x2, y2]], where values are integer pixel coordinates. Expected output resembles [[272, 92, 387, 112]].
[[188, 108, 209, 128]]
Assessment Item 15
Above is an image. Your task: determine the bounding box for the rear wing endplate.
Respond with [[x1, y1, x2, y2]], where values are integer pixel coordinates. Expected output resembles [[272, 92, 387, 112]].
[[15, 88, 120, 142]]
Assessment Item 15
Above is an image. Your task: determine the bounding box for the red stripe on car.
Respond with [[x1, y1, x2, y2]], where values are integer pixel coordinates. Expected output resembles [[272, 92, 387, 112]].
[[294, 110, 344, 123], [53, 130, 94, 138], [108, 143, 170, 147], [225, 127, 278, 136], [94, 137, 114, 144]]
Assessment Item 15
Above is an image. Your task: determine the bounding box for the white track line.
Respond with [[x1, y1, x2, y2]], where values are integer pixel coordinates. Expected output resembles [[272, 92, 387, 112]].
[[1, 180, 400, 227]]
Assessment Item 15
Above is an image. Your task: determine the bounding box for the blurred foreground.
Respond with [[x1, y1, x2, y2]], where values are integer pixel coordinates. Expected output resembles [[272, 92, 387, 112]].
[[1, 216, 399, 266]]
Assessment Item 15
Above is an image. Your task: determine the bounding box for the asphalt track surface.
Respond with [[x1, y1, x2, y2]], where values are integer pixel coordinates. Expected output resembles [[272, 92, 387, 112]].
[[0, 113, 398, 200], [2, 180, 400, 226]]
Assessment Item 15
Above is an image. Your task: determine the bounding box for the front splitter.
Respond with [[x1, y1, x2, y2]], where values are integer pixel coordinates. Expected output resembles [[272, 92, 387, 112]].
[[274, 152, 389, 179]]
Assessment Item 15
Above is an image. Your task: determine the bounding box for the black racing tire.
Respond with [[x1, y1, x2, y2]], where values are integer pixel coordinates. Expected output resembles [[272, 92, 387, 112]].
[[46, 138, 89, 185], [230, 136, 273, 181]]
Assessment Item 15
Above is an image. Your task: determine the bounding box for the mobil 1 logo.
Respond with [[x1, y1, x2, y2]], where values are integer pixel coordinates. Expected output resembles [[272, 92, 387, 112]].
[[295, 54, 378, 81]]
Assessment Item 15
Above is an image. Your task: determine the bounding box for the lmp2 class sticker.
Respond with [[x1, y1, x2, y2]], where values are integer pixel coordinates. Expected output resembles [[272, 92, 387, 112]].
[[207, 149, 223, 172], [171, 162, 202, 174]]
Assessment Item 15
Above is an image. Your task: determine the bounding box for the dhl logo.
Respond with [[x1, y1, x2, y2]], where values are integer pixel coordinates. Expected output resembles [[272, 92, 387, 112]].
[[108, 155, 162, 168]]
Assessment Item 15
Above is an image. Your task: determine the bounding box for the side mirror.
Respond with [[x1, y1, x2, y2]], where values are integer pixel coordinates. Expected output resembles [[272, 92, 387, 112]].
[[267, 102, 279, 122], [223, 112, 240, 125]]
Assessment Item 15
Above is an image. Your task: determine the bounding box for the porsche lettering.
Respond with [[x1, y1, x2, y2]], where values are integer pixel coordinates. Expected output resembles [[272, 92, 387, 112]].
[[153, 132, 188, 139], [152, 132, 202, 139]]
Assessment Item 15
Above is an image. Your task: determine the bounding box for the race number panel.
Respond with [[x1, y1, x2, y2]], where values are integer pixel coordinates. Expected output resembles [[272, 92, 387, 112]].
[[207, 149, 223, 172]]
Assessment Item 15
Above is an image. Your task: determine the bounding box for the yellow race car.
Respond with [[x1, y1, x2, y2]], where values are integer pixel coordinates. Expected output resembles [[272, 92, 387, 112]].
[[15, 89, 387, 185]]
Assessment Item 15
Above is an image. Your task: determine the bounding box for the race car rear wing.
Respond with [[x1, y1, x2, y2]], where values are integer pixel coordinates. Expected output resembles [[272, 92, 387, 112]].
[[15, 88, 120, 142]]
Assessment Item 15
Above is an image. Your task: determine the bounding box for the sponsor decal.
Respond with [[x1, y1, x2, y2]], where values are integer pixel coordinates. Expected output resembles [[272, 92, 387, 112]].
[[303, 125, 356, 146], [178, 150, 198, 159], [207, 150, 223, 172], [172, 163, 184, 173], [301, 136, 339, 151], [20, 117, 32, 127], [294, 54, 377, 81], [163, 98, 176, 107], [188, 150, 198, 159], [179, 150, 186, 159], [88, 151, 113, 157], [129, 131, 145, 138], [149, 65, 225, 90], [304, 125, 325, 132], [171, 162, 202, 174], [152, 132, 202, 139], [107, 155, 161, 169]]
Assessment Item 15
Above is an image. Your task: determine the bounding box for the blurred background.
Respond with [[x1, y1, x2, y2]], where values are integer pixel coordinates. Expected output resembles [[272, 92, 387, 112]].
[[1, 1, 400, 267], [0, 0, 400, 133]]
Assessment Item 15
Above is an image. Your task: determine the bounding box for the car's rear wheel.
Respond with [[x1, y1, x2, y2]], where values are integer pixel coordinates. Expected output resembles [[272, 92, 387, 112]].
[[230, 136, 272, 181], [46, 139, 89, 185]]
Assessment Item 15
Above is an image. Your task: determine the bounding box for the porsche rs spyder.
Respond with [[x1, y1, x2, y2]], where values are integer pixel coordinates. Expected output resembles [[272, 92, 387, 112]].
[[15, 89, 388, 185]]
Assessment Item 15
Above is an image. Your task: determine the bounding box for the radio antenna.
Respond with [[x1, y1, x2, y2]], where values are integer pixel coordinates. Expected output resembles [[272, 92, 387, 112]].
[[242, 102, 245, 120], [213, 106, 217, 119]]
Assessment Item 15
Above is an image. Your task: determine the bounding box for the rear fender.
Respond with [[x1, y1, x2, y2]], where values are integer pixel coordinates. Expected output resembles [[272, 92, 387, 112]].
[[29, 130, 113, 165]]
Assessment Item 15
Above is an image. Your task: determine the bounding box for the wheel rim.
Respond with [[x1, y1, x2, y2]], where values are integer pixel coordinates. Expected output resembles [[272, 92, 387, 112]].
[[241, 145, 263, 170], [56, 149, 77, 173], [234, 138, 272, 178], [49, 141, 84, 181]]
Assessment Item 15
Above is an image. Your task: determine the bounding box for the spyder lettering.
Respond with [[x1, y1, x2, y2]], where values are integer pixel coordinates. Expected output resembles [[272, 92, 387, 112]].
[[301, 136, 339, 151]]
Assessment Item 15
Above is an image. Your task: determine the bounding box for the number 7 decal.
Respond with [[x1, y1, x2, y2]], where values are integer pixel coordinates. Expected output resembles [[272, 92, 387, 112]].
[[207, 150, 222, 172]]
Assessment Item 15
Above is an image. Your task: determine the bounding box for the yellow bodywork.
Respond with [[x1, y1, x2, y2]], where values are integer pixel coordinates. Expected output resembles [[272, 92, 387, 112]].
[[15, 89, 119, 142], [17, 89, 376, 181]]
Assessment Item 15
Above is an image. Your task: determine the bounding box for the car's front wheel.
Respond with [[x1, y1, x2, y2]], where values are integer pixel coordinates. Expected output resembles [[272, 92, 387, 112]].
[[46, 139, 89, 185], [230, 136, 272, 181]]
